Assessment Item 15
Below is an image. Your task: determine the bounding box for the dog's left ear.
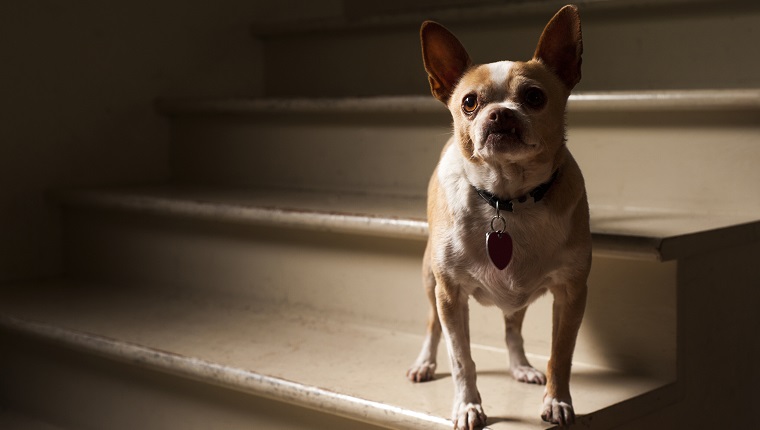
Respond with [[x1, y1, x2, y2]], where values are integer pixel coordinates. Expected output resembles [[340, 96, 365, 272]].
[[533, 5, 583, 89]]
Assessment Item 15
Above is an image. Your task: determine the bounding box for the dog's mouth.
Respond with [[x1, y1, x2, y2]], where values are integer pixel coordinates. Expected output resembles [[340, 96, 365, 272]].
[[484, 123, 527, 150]]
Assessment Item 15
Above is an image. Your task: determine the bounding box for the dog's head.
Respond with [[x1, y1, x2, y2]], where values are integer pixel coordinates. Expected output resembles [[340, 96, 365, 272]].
[[420, 5, 582, 167]]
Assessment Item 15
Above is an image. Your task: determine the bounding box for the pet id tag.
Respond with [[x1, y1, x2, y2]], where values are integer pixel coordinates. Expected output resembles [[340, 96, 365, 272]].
[[487, 210, 512, 270]]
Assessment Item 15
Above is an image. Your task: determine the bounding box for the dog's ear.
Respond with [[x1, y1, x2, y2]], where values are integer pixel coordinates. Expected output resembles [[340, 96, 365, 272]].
[[420, 21, 472, 104], [533, 5, 583, 89]]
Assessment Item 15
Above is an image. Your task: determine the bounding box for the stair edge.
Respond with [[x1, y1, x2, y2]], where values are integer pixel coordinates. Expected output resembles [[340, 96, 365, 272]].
[[156, 89, 760, 117], [58, 188, 760, 262]]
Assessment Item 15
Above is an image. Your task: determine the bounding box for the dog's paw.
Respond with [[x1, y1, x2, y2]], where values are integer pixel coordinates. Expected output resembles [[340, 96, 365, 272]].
[[406, 361, 436, 383], [541, 396, 575, 427], [452, 402, 487, 430], [511, 365, 547, 385]]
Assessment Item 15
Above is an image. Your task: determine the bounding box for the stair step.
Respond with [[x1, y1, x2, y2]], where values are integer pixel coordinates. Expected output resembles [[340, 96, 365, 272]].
[[158, 90, 760, 115], [161, 90, 760, 215], [251, 0, 754, 38], [60, 187, 428, 241], [0, 281, 675, 430], [252, 2, 760, 96], [161, 96, 449, 198], [60, 186, 760, 261]]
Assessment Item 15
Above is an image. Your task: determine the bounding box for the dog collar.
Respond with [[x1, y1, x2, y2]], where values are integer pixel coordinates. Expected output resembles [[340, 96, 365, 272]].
[[474, 170, 558, 212]]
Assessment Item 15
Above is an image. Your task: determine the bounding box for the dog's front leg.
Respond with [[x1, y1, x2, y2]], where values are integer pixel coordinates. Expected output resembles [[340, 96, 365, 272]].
[[542, 284, 587, 426], [504, 308, 547, 385], [436, 279, 487, 430]]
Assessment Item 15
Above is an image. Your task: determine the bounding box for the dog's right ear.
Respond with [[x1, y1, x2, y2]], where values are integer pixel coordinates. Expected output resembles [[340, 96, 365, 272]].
[[420, 21, 472, 104]]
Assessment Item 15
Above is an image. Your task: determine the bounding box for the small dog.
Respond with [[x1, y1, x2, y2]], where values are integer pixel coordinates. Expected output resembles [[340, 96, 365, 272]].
[[407, 5, 591, 428]]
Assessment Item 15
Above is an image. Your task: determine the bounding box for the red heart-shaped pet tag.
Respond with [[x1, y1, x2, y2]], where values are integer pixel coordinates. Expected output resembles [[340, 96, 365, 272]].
[[486, 231, 513, 270]]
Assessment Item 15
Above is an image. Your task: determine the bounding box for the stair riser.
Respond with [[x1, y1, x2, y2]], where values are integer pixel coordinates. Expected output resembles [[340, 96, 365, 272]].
[[63, 206, 676, 379], [170, 113, 447, 198], [569, 110, 760, 214], [0, 330, 389, 430], [262, 8, 760, 97], [169, 110, 760, 214]]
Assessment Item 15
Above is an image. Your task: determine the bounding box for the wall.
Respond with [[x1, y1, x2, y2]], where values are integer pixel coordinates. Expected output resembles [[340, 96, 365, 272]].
[[0, 1, 342, 282]]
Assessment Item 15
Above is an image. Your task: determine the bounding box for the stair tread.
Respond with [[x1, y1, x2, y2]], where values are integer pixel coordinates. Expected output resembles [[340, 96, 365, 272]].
[[60, 186, 428, 240], [61, 186, 760, 260], [157, 89, 760, 116], [0, 281, 674, 429]]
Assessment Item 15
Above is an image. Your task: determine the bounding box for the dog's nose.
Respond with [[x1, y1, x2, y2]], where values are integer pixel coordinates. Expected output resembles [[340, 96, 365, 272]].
[[487, 108, 520, 134], [488, 108, 516, 126]]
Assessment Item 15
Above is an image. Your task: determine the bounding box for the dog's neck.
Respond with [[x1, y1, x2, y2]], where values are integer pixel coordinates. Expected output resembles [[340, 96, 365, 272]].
[[474, 170, 558, 212], [461, 142, 567, 201]]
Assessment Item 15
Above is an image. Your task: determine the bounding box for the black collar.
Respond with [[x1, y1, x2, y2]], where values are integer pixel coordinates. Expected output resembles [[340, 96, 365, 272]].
[[474, 170, 558, 212]]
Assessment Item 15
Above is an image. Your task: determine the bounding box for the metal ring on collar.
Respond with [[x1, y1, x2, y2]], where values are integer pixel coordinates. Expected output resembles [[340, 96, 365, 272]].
[[491, 215, 507, 233]]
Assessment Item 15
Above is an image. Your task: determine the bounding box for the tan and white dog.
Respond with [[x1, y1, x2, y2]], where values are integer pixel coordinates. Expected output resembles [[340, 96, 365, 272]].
[[407, 5, 591, 428]]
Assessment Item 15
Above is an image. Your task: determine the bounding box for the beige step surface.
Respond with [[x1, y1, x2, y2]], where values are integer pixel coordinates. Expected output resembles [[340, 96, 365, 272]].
[[60, 186, 760, 261], [0, 281, 675, 430]]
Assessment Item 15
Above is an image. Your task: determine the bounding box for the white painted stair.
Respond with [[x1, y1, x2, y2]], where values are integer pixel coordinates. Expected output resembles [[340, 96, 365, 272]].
[[2, 89, 760, 429]]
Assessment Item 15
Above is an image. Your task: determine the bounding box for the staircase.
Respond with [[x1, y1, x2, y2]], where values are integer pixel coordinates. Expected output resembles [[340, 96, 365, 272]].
[[2, 2, 760, 429]]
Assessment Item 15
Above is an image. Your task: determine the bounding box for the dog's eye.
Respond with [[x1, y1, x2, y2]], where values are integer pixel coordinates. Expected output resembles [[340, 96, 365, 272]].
[[524, 87, 546, 109], [462, 94, 479, 114]]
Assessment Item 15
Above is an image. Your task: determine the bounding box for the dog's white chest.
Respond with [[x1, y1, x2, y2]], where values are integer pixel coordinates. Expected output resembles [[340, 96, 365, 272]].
[[434, 145, 566, 310]]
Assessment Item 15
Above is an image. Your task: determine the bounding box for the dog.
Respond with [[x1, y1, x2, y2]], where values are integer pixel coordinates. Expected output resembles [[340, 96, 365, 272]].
[[406, 5, 591, 428]]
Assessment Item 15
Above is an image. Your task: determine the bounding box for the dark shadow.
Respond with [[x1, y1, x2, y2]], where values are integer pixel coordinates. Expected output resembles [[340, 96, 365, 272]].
[[431, 372, 451, 381]]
